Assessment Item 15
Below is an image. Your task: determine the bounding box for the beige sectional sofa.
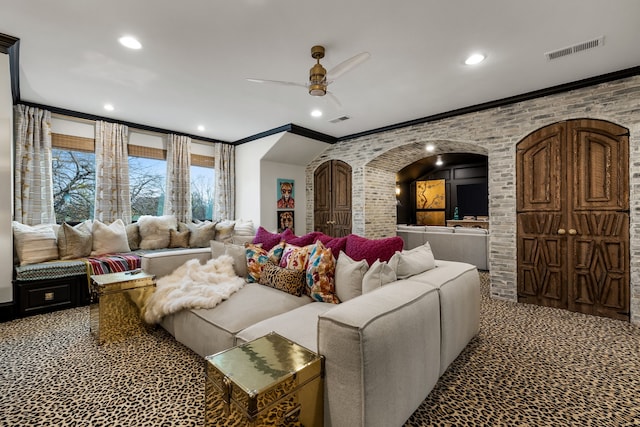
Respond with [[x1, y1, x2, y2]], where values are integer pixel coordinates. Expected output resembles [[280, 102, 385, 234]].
[[141, 239, 480, 427], [396, 225, 490, 270]]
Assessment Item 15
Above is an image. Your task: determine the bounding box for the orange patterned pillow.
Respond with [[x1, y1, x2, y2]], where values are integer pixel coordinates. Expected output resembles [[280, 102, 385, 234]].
[[279, 244, 311, 271], [305, 241, 340, 304], [245, 241, 286, 283]]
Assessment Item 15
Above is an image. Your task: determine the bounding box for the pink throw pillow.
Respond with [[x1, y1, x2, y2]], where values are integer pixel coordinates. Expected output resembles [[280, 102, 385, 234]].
[[252, 226, 283, 251], [345, 234, 404, 266]]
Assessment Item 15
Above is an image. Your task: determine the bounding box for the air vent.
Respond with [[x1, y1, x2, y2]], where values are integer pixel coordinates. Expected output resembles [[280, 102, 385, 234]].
[[329, 115, 350, 123], [545, 36, 604, 61]]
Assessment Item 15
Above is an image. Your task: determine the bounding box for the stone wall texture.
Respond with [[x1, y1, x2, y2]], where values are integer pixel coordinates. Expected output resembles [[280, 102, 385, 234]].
[[306, 75, 640, 325]]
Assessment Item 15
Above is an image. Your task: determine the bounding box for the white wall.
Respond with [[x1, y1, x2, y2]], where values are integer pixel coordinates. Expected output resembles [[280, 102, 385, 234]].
[[0, 54, 13, 303], [235, 133, 282, 229], [260, 160, 308, 235]]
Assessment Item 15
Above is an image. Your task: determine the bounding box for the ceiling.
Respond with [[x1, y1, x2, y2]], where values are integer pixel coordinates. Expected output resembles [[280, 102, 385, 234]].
[[2, 0, 640, 143]]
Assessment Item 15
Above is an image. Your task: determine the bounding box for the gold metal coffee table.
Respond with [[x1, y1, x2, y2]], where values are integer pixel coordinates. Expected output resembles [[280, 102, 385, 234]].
[[204, 332, 324, 426], [90, 270, 156, 344]]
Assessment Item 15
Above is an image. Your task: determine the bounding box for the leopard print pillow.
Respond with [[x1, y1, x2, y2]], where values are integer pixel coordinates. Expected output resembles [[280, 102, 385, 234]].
[[258, 263, 307, 297]]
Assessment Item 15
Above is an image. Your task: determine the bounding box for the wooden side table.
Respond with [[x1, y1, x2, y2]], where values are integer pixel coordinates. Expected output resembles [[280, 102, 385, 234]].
[[205, 332, 324, 426], [90, 271, 155, 344]]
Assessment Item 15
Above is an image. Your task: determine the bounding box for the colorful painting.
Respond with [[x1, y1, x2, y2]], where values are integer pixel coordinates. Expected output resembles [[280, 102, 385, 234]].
[[416, 211, 446, 226], [416, 179, 445, 209], [277, 210, 295, 233], [277, 179, 295, 209]]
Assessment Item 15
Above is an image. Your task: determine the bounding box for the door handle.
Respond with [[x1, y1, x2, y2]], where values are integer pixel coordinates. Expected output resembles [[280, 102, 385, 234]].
[[568, 229, 577, 235], [557, 229, 566, 235]]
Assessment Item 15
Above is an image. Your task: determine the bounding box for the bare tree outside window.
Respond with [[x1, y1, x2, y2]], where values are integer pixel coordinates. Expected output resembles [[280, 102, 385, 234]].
[[52, 149, 214, 223], [191, 165, 215, 220], [52, 149, 95, 222], [129, 157, 166, 220]]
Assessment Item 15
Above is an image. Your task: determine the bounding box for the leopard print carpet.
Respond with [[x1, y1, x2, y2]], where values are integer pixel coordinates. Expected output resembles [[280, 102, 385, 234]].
[[404, 272, 640, 427], [1, 271, 639, 426]]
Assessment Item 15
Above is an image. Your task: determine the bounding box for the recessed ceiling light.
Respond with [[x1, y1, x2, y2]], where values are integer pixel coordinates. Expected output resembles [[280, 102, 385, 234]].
[[465, 53, 486, 65], [104, 103, 114, 111], [435, 156, 443, 166], [311, 109, 322, 118], [197, 125, 205, 132], [425, 143, 435, 152], [119, 36, 142, 50]]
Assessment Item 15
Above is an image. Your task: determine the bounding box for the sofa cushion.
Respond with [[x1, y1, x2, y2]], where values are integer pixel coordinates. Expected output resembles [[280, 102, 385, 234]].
[[138, 215, 177, 250], [126, 222, 140, 250], [279, 244, 311, 271], [236, 302, 335, 352], [245, 242, 286, 283], [317, 234, 348, 256], [211, 241, 247, 278], [12, 222, 59, 266], [253, 226, 286, 251], [175, 283, 312, 357], [233, 218, 255, 236], [214, 220, 235, 243], [57, 221, 92, 260], [91, 219, 131, 256], [361, 260, 396, 293], [389, 242, 436, 279], [169, 229, 190, 248], [181, 221, 217, 248], [345, 234, 404, 266], [334, 251, 368, 302], [306, 241, 339, 304], [284, 231, 322, 247], [258, 263, 307, 296]]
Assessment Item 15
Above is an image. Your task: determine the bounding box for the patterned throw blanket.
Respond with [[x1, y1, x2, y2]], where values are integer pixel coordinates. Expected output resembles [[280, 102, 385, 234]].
[[84, 253, 141, 275]]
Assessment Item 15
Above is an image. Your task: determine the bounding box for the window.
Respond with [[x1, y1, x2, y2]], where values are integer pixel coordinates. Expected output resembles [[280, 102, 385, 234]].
[[52, 134, 96, 222], [52, 131, 215, 223], [191, 164, 215, 220], [128, 147, 167, 220]]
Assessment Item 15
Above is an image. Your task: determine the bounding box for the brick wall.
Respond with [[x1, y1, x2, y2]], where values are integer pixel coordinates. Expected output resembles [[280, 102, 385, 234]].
[[306, 75, 640, 325]]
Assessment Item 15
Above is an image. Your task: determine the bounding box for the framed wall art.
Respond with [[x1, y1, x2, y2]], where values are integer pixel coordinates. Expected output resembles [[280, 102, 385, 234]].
[[276, 179, 295, 209]]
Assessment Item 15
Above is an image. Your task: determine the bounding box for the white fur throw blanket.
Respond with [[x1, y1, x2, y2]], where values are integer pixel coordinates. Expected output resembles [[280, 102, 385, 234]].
[[143, 254, 245, 324]]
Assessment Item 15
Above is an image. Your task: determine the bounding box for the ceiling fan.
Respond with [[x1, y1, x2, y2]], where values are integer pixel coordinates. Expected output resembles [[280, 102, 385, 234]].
[[247, 45, 370, 108]]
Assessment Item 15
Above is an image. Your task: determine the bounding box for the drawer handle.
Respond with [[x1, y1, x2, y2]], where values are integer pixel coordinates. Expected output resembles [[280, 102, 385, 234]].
[[44, 292, 55, 301], [284, 404, 301, 423]]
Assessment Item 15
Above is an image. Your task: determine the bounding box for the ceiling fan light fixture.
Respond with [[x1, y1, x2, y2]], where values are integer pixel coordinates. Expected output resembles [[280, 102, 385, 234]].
[[309, 84, 326, 96]]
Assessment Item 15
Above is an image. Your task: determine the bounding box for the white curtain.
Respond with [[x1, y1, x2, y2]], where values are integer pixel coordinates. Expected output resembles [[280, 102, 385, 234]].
[[214, 143, 235, 221], [94, 121, 131, 223], [14, 105, 56, 225], [164, 134, 192, 222]]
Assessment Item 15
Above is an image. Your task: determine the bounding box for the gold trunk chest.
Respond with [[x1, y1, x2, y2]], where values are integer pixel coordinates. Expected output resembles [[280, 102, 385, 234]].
[[90, 271, 155, 344], [205, 332, 324, 427]]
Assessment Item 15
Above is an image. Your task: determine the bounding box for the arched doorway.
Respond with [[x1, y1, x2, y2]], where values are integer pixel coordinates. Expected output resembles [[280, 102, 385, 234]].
[[516, 119, 630, 321], [314, 160, 352, 237]]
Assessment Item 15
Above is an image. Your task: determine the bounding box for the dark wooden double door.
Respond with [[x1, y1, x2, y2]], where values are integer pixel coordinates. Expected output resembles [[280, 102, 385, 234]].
[[516, 119, 630, 321], [314, 160, 352, 237]]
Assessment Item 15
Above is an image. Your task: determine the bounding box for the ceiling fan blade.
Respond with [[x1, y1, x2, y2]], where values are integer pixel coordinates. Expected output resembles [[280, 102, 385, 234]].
[[326, 52, 371, 81], [326, 91, 342, 109], [246, 78, 307, 89]]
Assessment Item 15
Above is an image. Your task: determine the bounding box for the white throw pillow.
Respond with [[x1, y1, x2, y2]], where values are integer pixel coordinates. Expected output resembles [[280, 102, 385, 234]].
[[137, 215, 177, 249], [12, 221, 59, 266], [334, 251, 369, 302], [361, 260, 396, 294], [91, 219, 131, 256], [211, 240, 247, 278], [389, 242, 436, 279], [233, 218, 255, 236]]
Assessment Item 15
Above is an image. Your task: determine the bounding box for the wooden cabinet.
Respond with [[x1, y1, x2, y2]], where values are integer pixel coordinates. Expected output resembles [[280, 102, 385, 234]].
[[14, 275, 88, 317], [516, 119, 629, 321], [314, 160, 352, 237]]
